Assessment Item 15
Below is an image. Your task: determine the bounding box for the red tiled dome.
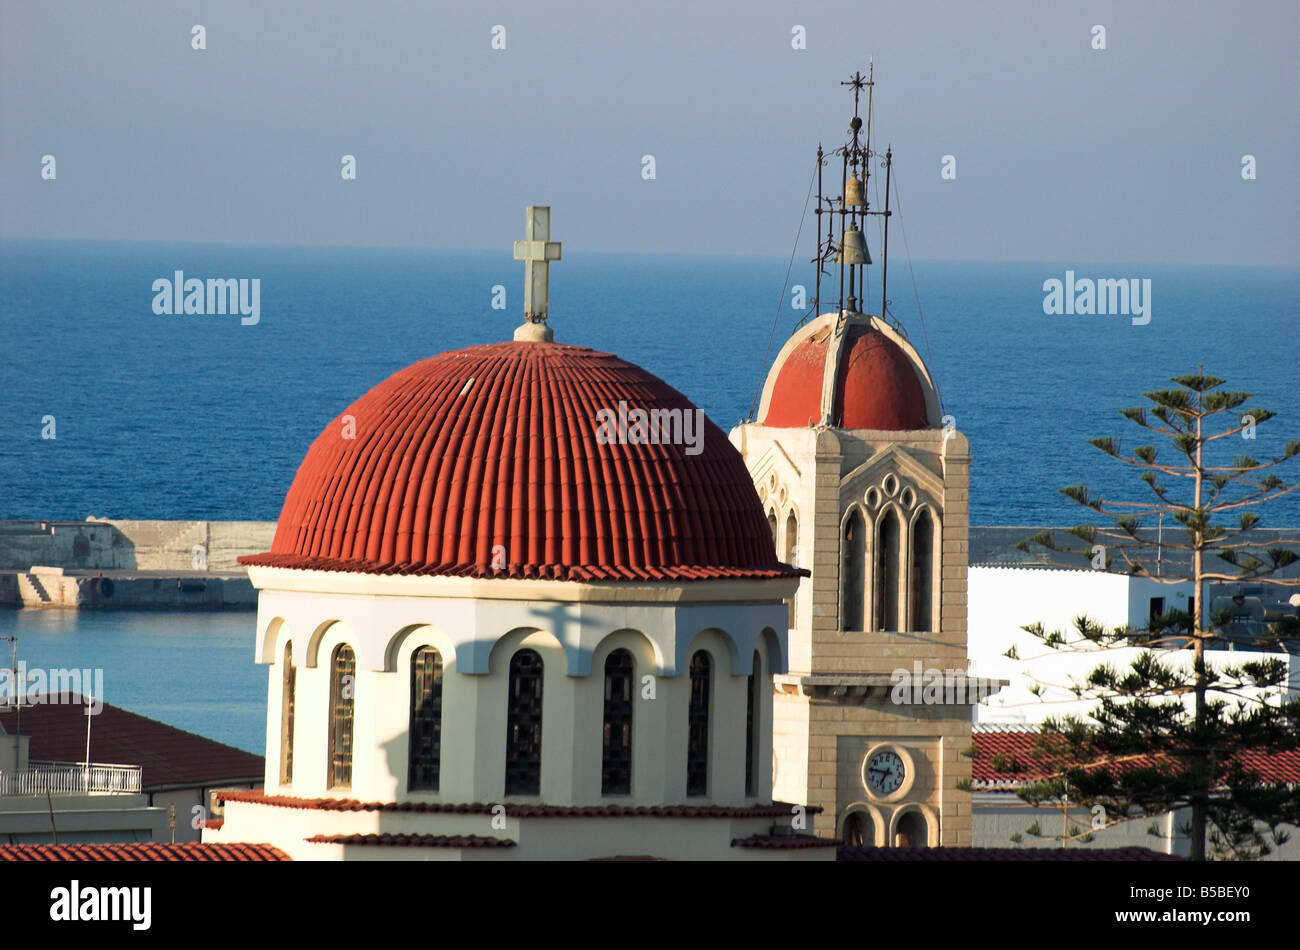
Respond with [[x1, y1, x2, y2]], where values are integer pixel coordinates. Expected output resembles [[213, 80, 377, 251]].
[[760, 316, 935, 430], [241, 341, 796, 582]]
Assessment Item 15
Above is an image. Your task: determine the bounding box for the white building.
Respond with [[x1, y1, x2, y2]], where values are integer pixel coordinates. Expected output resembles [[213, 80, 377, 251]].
[[0, 727, 160, 844], [0, 692, 263, 845], [968, 565, 1298, 724]]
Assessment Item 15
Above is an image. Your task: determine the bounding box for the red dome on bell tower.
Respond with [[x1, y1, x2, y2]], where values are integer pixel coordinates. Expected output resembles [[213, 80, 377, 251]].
[[757, 313, 940, 431]]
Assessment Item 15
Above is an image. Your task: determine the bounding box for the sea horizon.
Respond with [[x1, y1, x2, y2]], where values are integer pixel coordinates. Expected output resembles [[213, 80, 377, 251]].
[[3, 238, 1297, 528]]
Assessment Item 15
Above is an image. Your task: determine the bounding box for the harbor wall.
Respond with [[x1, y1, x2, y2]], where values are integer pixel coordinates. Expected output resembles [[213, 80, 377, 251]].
[[0, 519, 276, 610], [0, 519, 275, 573]]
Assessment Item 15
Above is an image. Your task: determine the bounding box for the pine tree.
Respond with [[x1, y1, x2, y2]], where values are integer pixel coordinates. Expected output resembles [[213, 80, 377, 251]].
[[1011, 370, 1300, 860]]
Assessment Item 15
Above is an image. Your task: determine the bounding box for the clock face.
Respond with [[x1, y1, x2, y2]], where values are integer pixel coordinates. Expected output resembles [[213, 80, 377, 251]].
[[866, 750, 906, 795]]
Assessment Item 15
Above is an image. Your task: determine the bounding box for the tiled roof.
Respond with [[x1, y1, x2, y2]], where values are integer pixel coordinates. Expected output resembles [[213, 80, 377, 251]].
[[306, 833, 515, 848], [838, 845, 1181, 862], [588, 855, 669, 861], [972, 725, 1300, 788], [731, 834, 839, 850], [0, 692, 263, 789], [762, 316, 933, 430], [219, 790, 818, 819], [241, 341, 800, 583], [0, 842, 289, 862]]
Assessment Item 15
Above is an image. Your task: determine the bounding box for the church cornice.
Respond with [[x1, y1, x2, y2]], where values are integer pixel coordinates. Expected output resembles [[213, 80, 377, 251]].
[[774, 673, 1006, 706], [219, 790, 821, 819], [246, 565, 801, 605]]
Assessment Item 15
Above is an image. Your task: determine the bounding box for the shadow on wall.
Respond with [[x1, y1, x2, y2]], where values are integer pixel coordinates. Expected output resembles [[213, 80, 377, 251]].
[[0, 520, 137, 571], [0, 519, 277, 574]]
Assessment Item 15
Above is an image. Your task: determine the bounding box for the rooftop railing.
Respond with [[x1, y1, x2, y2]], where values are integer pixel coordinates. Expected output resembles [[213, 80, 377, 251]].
[[0, 760, 142, 796]]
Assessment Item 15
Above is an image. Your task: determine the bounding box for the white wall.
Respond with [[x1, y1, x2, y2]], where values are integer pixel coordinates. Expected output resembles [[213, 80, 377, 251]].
[[974, 794, 1300, 860], [250, 569, 789, 808], [968, 567, 1294, 723]]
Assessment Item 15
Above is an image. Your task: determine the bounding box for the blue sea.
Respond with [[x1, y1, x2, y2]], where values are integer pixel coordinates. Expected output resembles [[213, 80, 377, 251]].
[[2, 240, 1296, 525], [0, 240, 1296, 754], [6, 609, 265, 754]]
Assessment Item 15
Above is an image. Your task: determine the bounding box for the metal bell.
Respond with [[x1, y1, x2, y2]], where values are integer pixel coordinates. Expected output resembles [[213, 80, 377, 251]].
[[837, 225, 871, 265], [844, 176, 866, 207]]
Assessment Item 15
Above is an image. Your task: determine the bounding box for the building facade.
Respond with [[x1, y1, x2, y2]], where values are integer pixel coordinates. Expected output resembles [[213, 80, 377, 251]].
[[727, 70, 991, 847], [731, 313, 981, 847]]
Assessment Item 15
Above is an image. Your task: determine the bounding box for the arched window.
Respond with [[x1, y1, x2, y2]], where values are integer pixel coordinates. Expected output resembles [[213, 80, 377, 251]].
[[505, 649, 544, 795], [602, 649, 634, 795], [745, 651, 762, 796], [874, 508, 900, 631], [841, 510, 866, 631], [280, 642, 295, 785], [327, 644, 355, 790], [896, 810, 928, 847], [843, 811, 873, 846], [784, 511, 799, 628], [767, 509, 778, 549], [408, 647, 443, 791], [910, 509, 934, 632], [686, 651, 712, 797]]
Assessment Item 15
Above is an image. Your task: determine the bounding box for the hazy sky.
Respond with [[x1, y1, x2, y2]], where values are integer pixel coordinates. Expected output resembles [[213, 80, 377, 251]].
[[2, 0, 1296, 265]]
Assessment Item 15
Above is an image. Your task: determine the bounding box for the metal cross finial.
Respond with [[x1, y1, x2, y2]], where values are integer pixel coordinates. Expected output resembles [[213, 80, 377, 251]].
[[512, 206, 562, 323], [841, 68, 871, 119]]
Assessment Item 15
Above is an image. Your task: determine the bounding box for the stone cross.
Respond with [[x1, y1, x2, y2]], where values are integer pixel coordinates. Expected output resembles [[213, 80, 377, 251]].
[[512, 206, 562, 322]]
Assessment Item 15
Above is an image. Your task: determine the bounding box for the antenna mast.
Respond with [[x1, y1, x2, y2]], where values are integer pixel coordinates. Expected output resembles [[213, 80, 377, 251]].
[[810, 63, 893, 322], [839, 67, 868, 315]]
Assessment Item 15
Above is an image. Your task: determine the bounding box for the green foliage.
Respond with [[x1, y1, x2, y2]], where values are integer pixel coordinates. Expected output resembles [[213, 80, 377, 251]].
[[1169, 373, 1224, 393], [1089, 437, 1121, 457], [1015, 530, 1056, 554], [1204, 390, 1250, 412], [1009, 369, 1300, 859], [1060, 485, 1101, 511], [1145, 388, 1195, 411], [1068, 524, 1097, 546], [1240, 408, 1276, 427]]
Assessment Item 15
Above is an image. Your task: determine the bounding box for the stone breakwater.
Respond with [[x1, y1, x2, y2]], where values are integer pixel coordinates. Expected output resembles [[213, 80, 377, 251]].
[[0, 519, 276, 610]]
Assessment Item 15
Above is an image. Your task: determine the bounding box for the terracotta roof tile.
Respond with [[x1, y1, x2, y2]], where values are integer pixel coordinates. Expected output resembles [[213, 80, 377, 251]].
[[305, 833, 515, 848], [588, 855, 669, 861], [241, 342, 801, 582], [219, 789, 818, 819], [0, 842, 289, 862], [763, 318, 932, 430], [731, 834, 838, 850], [0, 693, 262, 789], [972, 725, 1300, 789], [838, 845, 1182, 862]]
